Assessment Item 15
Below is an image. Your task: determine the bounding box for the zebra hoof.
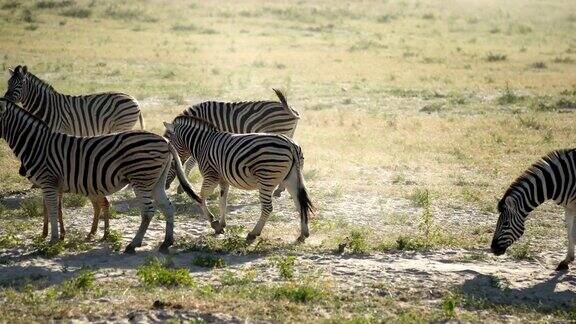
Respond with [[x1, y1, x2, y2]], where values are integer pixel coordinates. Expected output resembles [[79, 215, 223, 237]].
[[211, 221, 225, 234], [124, 244, 136, 254], [245, 233, 257, 244], [159, 245, 170, 255], [556, 261, 569, 271], [296, 236, 306, 243], [273, 191, 282, 198], [176, 187, 184, 195]]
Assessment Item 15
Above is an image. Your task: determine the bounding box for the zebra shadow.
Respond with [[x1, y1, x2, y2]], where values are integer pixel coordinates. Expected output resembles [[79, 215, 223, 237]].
[[458, 271, 576, 312], [0, 245, 271, 290]]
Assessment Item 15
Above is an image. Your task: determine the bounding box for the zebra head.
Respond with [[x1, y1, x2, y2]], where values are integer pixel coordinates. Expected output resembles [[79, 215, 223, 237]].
[[491, 195, 526, 256], [5, 65, 28, 103]]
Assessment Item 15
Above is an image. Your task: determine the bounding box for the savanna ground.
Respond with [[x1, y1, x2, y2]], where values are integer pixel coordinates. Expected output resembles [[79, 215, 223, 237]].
[[0, 0, 575, 322]]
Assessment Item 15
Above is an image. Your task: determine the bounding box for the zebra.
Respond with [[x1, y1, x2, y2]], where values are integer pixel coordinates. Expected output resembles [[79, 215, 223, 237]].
[[0, 98, 201, 253], [163, 115, 314, 243], [492, 149, 576, 271], [166, 89, 300, 197], [5, 65, 144, 238]]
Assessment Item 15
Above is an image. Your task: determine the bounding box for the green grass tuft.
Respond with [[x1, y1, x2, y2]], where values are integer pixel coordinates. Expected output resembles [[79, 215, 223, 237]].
[[270, 255, 297, 279], [192, 254, 227, 268], [137, 257, 195, 287]]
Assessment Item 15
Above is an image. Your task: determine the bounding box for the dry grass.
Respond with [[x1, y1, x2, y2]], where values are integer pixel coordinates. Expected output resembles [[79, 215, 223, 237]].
[[0, 0, 575, 321]]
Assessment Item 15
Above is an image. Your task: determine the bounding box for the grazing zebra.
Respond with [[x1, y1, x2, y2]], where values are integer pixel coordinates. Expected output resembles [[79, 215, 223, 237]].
[[492, 149, 576, 270], [5, 65, 144, 238], [167, 89, 300, 197], [163, 115, 313, 242], [0, 99, 201, 253]]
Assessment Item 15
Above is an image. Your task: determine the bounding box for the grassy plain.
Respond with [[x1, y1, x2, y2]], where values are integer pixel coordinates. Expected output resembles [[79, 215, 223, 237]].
[[0, 0, 575, 322]]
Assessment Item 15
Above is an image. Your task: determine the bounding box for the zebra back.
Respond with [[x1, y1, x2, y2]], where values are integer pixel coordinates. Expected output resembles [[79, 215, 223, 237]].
[[180, 90, 299, 137], [5, 65, 142, 137]]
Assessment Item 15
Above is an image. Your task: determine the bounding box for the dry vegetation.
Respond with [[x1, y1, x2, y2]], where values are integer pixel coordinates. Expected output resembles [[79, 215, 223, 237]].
[[0, 0, 575, 322]]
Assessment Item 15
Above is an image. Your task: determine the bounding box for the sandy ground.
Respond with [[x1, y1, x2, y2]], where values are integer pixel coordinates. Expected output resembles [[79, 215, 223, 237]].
[[0, 188, 574, 322]]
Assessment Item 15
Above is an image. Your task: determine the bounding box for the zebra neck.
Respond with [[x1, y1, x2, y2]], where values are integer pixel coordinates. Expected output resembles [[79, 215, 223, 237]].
[[507, 169, 560, 214], [188, 129, 217, 160], [21, 77, 63, 130], [3, 109, 50, 173]]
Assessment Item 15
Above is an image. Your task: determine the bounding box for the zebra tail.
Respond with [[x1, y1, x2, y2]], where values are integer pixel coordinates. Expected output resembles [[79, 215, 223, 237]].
[[138, 113, 145, 129], [290, 143, 314, 223], [168, 143, 202, 204], [272, 88, 300, 118]]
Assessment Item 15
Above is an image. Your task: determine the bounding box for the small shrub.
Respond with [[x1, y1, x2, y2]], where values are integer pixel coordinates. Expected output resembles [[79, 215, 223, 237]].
[[497, 83, 522, 105], [20, 196, 43, 218], [410, 188, 430, 208], [137, 257, 195, 287], [420, 102, 443, 113], [553, 57, 574, 64], [272, 283, 325, 303], [422, 13, 435, 20], [62, 194, 88, 208], [60, 7, 91, 18], [347, 229, 370, 254], [33, 238, 65, 258], [376, 14, 394, 23], [35, 0, 74, 9], [530, 61, 547, 69], [509, 242, 534, 260], [485, 52, 507, 62], [192, 254, 227, 268], [1, 1, 20, 9], [0, 233, 21, 249], [270, 255, 296, 279], [104, 229, 122, 252], [394, 235, 430, 251], [58, 269, 95, 299], [219, 270, 256, 286], [20, 8, 34, 23], [442, 293, 458, 318]]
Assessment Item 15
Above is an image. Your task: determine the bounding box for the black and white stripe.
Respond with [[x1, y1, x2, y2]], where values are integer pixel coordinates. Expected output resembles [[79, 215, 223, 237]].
[[5, 65, 144, 237], [164, 115, 313, 242], [5, 65, 144, 136], [167, 89, 300, 196], [492, 149, 576, 270], [0, 99, 200, 253]]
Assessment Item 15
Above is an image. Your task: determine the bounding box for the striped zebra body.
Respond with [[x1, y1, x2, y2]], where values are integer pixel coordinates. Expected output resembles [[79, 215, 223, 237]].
[[164, 115, 313, 242], [5, 65, 143, 136], [0, 99, 200, 253], [168, 89, 299, 196], [492, 149, 576, 270], [5, 65, 144, 238]]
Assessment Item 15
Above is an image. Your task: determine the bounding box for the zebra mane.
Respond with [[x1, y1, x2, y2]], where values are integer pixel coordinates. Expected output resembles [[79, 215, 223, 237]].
[[173, 115, 218, 131], [26, 71, 57, 93], [498, 149, 574, 212]]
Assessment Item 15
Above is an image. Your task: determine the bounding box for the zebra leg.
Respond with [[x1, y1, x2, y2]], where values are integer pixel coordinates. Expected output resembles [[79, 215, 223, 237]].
[[177, 157, 196, 194], [101, 196, 111, 239], [42, 189, 60, 243], [42, 199, 49, 238], [200, 176, 219, 233], [283, 168, 309, 242], [87, 196, 102, 240], [57, 192, 65, 239], [246, 185, 274, 244], [273, 184, 285, 198], [216, 182, 229, 234], [154, 166, 175, 254], [557, 208, 576, 271], [124, 191, 155, 254]]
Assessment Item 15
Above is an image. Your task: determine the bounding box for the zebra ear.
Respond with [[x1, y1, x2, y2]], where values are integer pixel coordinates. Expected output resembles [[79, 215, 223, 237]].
[[163, 122, 175, 134], [22, 66, 27, 74], [7, 67, 14, 76]]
